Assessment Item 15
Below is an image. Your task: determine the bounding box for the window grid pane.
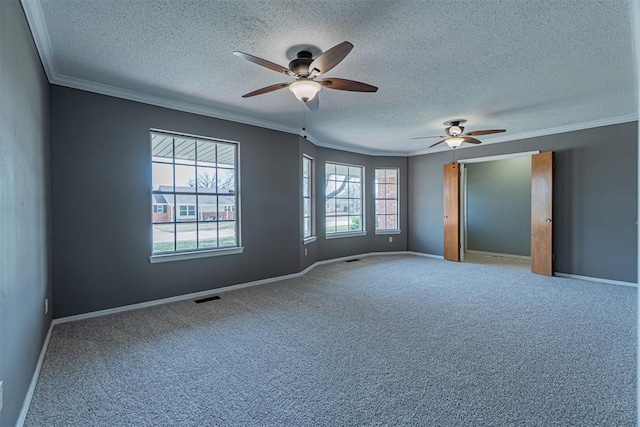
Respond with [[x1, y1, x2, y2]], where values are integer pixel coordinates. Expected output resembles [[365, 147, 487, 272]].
[[325, 162, 364, 235], [374, 168, 399, 231], [152, 132, 239, 254]]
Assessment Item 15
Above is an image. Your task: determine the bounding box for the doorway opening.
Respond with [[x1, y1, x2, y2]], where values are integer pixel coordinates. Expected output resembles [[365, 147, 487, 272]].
[[458, 151, 538, 267]]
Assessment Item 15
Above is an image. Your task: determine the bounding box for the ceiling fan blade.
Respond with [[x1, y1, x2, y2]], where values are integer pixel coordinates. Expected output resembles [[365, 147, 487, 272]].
[[242, 82, 290, 98], [309, 41, 353, 76], [429, 138, 448, 148], [410, 135, 445, 140], [320, 78, 378, 92], [305, 96, 319, 112], [464, 129, 506, 136], [463, 137, 482, 144], [233, 51, 295, 77]]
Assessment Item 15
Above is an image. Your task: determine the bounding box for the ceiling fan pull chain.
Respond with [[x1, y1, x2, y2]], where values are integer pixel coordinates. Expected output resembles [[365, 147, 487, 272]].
[[302, 103, 307, 139]]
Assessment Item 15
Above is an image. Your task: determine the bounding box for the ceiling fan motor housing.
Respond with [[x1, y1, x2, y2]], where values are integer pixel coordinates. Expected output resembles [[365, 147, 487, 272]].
[[288, 51, 313, 77]]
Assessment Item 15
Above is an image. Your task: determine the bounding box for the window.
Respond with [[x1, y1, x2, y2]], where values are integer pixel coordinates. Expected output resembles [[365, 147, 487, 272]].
[[375, 168, 399, 232], [178, 205, 196, 217], [151, 130, 239, 255], [303, 155, 314, 240], [325, 162, 363, 235]]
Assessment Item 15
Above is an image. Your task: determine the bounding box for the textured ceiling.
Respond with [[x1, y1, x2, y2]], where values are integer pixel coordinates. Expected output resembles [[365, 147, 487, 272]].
[[23, 0, 637, 155]]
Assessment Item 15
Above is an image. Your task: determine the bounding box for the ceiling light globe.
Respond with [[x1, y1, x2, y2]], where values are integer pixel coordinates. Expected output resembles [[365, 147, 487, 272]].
[[446, 137, 464, 148], [449, 125, 462, 136], [289, 80, 321, 102]]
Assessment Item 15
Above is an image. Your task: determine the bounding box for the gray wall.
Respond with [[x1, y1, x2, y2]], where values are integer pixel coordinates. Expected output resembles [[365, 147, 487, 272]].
[[51, 87, 301, 318], [408, 122, 638, 283], [50, 87, 410, 318], [297, 140, 408, 270], [465, 157, 531, 256], [314, 148, 408, 262], [0, 1, 52, 425]]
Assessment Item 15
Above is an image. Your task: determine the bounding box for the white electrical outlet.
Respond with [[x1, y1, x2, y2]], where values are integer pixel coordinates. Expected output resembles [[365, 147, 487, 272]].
[[0, 380, 4, 412], [304, 248, 308, 256], [389, 236, 393, 243], [45, 298, 48, 314]]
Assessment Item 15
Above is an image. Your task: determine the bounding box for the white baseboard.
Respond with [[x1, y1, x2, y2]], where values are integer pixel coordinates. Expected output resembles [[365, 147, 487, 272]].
[[22, 251, 632, 424], [465, 250, 531, 260], [17, 322, 53, 427], [406, 251, 444, 259], [53, 251, 420, 325], [53, 269, 308, 325], [554, 272, 637, 288]]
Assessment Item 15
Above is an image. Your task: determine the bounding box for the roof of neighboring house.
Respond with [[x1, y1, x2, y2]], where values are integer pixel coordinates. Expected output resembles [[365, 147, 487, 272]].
[[153, 193, 168, 204]]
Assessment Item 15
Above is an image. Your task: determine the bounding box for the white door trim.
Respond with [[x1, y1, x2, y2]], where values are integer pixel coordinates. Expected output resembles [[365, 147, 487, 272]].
[[458, 150, 540, 164]]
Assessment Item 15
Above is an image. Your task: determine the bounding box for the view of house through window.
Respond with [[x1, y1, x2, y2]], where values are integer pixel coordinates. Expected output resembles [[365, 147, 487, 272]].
[[303, 155, 314, 239], [325, 162, 363, 234], [375, 168, 399, 231], [151, 131, 239, 254]]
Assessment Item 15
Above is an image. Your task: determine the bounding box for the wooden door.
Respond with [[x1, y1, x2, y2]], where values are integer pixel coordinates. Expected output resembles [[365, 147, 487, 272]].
[[531, 152, 553, 275], [443, 163, 460, 261]]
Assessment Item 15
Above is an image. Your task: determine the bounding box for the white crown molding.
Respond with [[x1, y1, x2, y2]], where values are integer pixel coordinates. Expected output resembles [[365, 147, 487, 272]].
[[20, 0, 639, 158], [53, 72, 411, 157], [54, 73, 412, 157], [408, 113, 639, 157], [21, 0, 56, 81], [17, 0, 436, 158], [303, 134, 410, 156], [53, 74, 302, 135]]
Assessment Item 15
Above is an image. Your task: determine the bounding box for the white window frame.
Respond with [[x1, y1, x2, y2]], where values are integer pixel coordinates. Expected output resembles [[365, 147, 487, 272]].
[[325, 161, 366, 239], [149, 129, 244, 263], [374, 167, 401, 235], [303, 155, 316, 243]]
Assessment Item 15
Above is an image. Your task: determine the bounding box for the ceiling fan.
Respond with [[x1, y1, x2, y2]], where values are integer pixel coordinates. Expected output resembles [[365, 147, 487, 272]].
[[233, 41, 378, 111], [412, 120, 506, 148]]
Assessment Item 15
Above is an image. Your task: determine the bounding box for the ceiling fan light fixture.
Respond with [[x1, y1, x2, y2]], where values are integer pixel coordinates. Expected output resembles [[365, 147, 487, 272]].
[[289, 80, 321, 102], [446, 137, 464, 148]]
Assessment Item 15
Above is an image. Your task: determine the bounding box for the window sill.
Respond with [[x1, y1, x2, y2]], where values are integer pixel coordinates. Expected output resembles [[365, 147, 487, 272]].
[[149, 247, 244, 263], [303, 236, 317, 245], [325, 231, 367, 240], [374, 230, 402, 235]]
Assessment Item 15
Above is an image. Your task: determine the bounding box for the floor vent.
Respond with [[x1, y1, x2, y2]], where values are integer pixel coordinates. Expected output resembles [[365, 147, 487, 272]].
[[194, 295, 221, 304], [345, 259, 360, 263]]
